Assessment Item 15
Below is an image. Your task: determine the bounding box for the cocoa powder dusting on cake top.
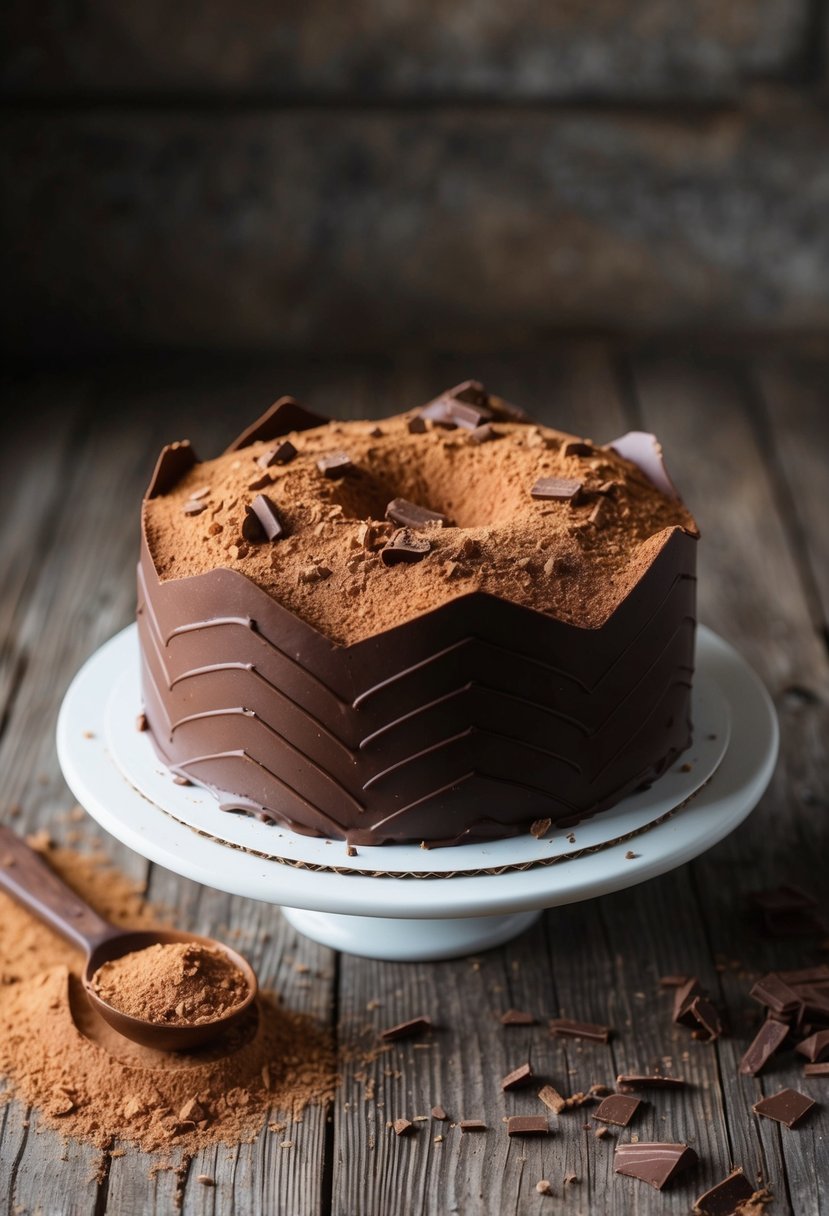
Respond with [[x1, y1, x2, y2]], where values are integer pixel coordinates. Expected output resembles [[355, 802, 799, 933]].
[[144, 408, 697, 646]]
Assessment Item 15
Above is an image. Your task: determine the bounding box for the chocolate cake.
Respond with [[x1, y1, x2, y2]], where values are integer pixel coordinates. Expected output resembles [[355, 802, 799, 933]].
[[138, 382, 699, 847]]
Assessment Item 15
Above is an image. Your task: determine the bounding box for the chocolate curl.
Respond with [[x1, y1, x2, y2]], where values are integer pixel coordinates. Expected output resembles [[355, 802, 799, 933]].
[[224, 396, 328, 453], [145, 441, 198, 499], [607, 431, 681, 501]]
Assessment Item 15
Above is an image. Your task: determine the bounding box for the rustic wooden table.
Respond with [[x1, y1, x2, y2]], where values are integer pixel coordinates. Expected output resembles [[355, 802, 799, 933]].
[[0, 346, 827, 1215]]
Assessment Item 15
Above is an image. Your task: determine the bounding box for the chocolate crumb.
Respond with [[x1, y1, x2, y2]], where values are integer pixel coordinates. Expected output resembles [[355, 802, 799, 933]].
[[530, 818, 552, 840], [136, 713, 148, 732], [625, 850, 638, 860], [393, 1118, 413, 1136], [536, 1179, 552, 1195], [346, 845, 357, 858], [197, 1175, 215, 1187], [500, 1009, 535, 1026], [407, 416, 427, 434], [380, 528, 432, 567], [431, 1105, 448, 1121]]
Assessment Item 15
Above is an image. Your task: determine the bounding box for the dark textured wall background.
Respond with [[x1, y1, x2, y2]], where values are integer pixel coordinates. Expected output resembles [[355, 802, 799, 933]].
[[1, 1, 828, 357]]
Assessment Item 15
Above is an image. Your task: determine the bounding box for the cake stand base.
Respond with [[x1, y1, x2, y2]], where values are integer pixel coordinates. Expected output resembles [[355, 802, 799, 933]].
[[281, 906, 542, 960]]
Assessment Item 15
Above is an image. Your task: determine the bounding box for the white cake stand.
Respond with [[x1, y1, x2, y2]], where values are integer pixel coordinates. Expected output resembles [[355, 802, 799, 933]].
[[56, 625, 777, 961]]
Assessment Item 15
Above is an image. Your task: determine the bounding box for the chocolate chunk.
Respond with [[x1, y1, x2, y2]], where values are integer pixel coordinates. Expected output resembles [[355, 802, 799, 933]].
[[469, 423, 497, 445], [431, 1105, 448, 1121], [258, 440, 297, 468], [562, 440, 593, 458], [796, 1029, 829, 1062], [368, 426, 384, 438], [247, 473, 272, 491], [798, 984, 829, 1020], [407, 416, 427, 434], [594, 1094, 642, 1127], [393, 1118, 413, 1136], [530, 818, 551, 839], [550, 1018, 611, 1043], [183, 499, 207, 516], [750, 974, 802, 1017], [753, 1087, 815, 1128], [507, 1115, 548, 1136], [317, 451, 354, 479], [739, 1018, 789, 1075], [530, 477, 583, 501], [537, 1085, 566, 1114], [242, 494, 284, 543], [500, 1009, 535, 1026], [804, 1062, 829, 1076], [380, 528, 432, 567], [420, 382, 492, 431], [136, 713, 148, 732], [459, 1119, 486, 1132], [690, 996, 723, 1041], [693, 1168, 754, 1216], [385, 498, 448, 530], [673, 976, 704, 1026], [501, 1062, 533, 1091], [535, 1180, 552, 1195], [616, 1074, 686, 1091], [614, 1142, 698, 1190], [381, 1016, 431, 1042]]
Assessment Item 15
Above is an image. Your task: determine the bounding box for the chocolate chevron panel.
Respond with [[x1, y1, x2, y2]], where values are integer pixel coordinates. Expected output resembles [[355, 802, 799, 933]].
[[138, 519, 698, 844]]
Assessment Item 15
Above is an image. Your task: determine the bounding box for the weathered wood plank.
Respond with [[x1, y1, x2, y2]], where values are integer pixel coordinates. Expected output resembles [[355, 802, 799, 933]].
[[0, 0, 810, 102], [630, 352, 829, 1215], [2, 104, 828, 360], [752, 354, 829, 633]]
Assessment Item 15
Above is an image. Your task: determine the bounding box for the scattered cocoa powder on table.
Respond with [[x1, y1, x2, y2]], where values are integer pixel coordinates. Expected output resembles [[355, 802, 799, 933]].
[[0, 828, 336, 1154], [91, 940, 249, 1025]]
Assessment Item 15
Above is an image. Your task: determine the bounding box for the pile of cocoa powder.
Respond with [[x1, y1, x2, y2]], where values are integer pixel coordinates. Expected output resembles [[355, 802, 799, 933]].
[[0, 829, 336, 1153], [91, 940, 249, 1025]]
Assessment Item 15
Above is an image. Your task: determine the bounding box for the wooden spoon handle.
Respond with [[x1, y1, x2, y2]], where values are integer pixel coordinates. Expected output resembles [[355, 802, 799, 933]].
[[0, 825, 117, 955]]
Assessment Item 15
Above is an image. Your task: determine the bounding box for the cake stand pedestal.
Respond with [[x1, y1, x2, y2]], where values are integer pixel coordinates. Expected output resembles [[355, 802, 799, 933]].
[[57, 625, 777, 961]]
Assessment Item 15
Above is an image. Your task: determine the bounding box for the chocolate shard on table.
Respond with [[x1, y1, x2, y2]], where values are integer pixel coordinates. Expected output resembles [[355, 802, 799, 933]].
[[550, 1017, 611, 1043], [380, 528, 432, 566], [752, 1087, 816, 1128], [530, 476, 583, 501], [690, 995, 723, 1040], [430, 1105, 448, 1121], [257, 439, 297, 468], [537, 1085, 567, 1114], [673, 976, 704, 1026], [739, 1018, 789, 1076], [693, 1168, 754, 1216], [614, 1142, 698, 1190], [796, 1029, 829, 1062], [385, 498, 448, 530], [393, 1118, 413, 1136], [803, 1062, 829, 1076], [501, 1062, 533, 1091], [500, 1009, 535, 1025], [380, 1015, 432, 1042], [316, 451, 354, 479], [507, 1115, 549, 1136], [459, 1119, 486, 1132], [242, 495, 285, 543], [749, 974, 802, 1017], [616, 1074, 686, 1091], [593, 1093, 642, 1127]]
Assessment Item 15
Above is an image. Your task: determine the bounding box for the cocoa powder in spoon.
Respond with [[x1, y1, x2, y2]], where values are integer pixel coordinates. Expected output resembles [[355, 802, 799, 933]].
[[91, 940, 249, 1025]]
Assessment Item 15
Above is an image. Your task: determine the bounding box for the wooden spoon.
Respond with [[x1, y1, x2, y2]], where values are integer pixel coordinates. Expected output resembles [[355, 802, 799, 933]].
[[0, 825, 257, 1051]]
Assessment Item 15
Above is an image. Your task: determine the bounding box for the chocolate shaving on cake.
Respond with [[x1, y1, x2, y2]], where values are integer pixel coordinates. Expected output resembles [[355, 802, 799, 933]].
[[380, 529, 432, 566], [316, 451, 354, 479], [242, 495, 285, 543], [385, 498, 448, 530], [258, 440, 297, 468], [531, 477, 583, 501]]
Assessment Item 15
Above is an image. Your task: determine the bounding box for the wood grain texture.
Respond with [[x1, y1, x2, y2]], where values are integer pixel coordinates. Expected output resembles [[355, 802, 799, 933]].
[[0, 0, 811, 101], [2, 102, 829, 359], [0, 349, 827, 1213]]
